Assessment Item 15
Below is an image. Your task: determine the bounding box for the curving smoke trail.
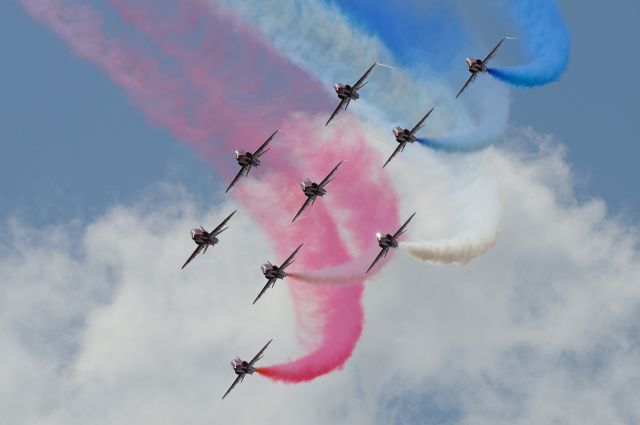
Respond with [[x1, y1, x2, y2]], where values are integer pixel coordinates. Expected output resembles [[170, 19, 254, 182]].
[[399, 235, 497, 265], [488, 0, 571, 87], [21, 0, 398, 383]]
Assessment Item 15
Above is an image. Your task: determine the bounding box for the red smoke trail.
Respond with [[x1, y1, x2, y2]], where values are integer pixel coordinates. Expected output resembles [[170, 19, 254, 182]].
[[21, 0, 398, 383]]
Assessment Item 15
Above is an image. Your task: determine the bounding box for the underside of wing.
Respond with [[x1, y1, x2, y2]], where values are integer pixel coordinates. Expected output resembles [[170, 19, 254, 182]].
[[212, 210, 237, 235], [383, 142, 406, 168], [222, 375, 243, 400], [366, 247, 389, 274], [455, 74, 476, 99], [326, 99, 347, 126], [483, 37, 506, 64], [252, 280, 274, 304], [353, 62, 377, 89], [181, 244, 205, 270], [225, 166, 248, 193], [410, 106, 435, 135], [280, 243, 303, 270], [249, 339, 273, 366], [319, 161, 343, 187], [292, 196, 314, 223], [254, 130, 278, 157], [392, 212, 416, 239]]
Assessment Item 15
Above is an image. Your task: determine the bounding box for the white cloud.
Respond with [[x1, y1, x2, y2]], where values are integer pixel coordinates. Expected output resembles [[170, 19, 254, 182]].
[[1, 130, 640, 424]]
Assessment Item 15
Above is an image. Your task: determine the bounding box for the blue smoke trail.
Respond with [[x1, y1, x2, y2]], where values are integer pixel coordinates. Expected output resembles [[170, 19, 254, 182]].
[[417, 137, 488, 153], [328, 0, 467, 74], [488, 0, 570, 87]]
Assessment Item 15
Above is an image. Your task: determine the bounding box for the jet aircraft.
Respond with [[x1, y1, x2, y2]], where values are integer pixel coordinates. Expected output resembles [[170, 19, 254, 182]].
[[366, 212, 416, 274], [292, 161, 343, 223], [326, 62, 379, 126], [384, 107, 435, 167], [455, 37, 515, 99], [226, 130, 278, 193], [222, 339, 273, 400], [181, 210, 237, 270], [253, 244, 303, 304]]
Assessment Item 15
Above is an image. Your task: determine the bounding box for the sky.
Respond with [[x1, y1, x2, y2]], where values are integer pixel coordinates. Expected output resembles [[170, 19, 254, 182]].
[[1, 1, 639, 424], [1, 0, 639, 225]]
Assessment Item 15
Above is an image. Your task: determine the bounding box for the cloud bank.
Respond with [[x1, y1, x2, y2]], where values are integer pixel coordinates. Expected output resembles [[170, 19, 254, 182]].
[[2, 132, 639, 424]]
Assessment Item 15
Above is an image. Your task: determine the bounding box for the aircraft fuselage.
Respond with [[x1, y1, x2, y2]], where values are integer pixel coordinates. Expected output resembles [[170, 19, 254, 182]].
[[376, 232, 399, 249], [261, 263, 286, 280], [191, 229, 217, 246], [334, 83, 360, 101], [231, 358, 255, 376], [235, 150, 261, 167], [393, 126, 416, 144], [301, 181, 326, 198], [466, 57, 487, 74]]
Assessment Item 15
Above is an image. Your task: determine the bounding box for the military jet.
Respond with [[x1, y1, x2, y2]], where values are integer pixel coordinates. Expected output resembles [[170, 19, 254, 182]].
[[253, 244, 303, 304], [292, 161, 343, 223], [181, 210, 237, 270], [226, 130, 278, 193], [326, 62, 379, 127], [222, 339, 273, 400], [366, 212, 416, 274], [455, 37, 515, 99], [384, 107, 435, 168]]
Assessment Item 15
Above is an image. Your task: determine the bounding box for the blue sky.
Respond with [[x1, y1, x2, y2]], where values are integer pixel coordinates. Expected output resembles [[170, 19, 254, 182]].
[[1, 0, 638, 225], [0, 0, 217, 226]]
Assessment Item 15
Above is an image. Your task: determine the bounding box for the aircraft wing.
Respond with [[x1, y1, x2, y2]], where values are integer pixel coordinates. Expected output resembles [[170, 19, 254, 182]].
[[181, 243, 205, 270], [211, 210, 237, 236], [225, 166, 249, 193], [483, 37, 507, 64], [254, 130, 278, 157], [455, 73, 477, 99], [353, 62, 377, 90], [222, 374, 243, 400], [280, 243, 303, 270], [292, 196, 315, 223], [319, 161, 343, 188], [253, 278, 276, 304], [249, 339, 273, 366], [410, 107, 435, 135], [383, 142, 406, 168], [392, 212, 416, 240], [325, 99, 347, 126], [366, 246, 389, 274]]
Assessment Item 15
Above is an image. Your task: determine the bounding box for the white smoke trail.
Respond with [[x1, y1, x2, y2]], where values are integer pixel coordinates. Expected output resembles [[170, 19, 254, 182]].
[[394, 145, 503, 265], [400, 234, 497, 264]]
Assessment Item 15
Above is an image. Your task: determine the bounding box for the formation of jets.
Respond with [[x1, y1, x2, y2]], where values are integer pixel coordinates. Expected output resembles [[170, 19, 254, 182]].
[[180, 39, 514, 399]]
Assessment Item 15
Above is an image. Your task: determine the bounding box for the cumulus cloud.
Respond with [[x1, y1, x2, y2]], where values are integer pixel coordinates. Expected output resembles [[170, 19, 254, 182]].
[[2, 130, 640, 424]]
